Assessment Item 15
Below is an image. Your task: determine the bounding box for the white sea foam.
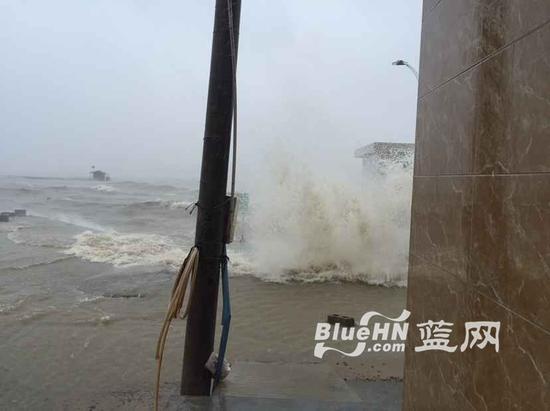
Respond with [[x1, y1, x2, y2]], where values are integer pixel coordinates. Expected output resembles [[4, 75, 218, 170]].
[[242, 149, 412, 286], [78, 295, 104, 304], [64, 230, 185, 267], [92, 184, 117, 193]]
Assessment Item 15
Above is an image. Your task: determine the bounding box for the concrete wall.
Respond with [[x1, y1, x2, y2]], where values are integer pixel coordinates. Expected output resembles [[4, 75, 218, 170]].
[[404, 1, 550, 409]]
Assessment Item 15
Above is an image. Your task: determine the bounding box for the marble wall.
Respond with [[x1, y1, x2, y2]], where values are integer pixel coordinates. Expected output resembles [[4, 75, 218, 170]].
[[404, 1, 550, 409]]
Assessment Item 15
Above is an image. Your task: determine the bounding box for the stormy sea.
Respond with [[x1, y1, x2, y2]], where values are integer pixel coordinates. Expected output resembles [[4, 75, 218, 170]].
[[0, 155, 411, 408]]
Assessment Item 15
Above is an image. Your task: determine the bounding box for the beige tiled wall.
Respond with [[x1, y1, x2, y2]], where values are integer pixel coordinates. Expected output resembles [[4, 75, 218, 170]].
[[404, 1, 550, 409]]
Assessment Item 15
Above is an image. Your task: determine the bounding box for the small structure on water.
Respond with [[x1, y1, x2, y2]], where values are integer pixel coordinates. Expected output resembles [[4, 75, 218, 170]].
[[1, 209, 26, 222], [90, 168, 110, 181]]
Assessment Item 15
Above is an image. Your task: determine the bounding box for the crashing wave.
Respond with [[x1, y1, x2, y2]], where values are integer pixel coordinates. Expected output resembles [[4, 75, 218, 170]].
[[64, 230, 185, 267], [239, 150, 412, 286]]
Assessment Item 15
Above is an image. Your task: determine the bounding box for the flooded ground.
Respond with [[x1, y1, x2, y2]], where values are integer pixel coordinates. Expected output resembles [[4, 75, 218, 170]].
[[1, 261, 405, 409], [0, 175, 407, 409]]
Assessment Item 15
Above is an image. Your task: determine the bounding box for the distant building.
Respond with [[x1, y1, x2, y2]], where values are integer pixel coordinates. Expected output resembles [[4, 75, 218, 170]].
[[90, 169, 110, 181], [354, 142, 414, 175]]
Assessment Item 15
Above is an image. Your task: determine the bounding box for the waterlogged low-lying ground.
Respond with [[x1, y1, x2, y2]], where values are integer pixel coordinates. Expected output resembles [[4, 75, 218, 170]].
[[0, 251, 406, 409]]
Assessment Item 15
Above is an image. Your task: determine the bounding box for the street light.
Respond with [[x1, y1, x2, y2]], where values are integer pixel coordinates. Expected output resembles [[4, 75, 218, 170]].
[[392, 59, 419, 81]]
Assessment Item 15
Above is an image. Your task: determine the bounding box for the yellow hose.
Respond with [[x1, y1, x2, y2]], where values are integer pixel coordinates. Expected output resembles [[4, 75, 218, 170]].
[[155, 246, 199, 411]]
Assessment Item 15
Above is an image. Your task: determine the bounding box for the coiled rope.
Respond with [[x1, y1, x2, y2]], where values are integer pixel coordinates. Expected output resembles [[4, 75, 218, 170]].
[[154, 246, 199, 411]]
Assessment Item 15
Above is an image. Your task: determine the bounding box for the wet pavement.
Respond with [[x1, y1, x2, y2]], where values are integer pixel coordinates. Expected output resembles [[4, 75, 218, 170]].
[[163, 362, 402, 410]]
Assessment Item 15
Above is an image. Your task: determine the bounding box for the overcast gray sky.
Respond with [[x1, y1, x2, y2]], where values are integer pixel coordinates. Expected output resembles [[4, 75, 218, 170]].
[[0, 0, 421, 181]]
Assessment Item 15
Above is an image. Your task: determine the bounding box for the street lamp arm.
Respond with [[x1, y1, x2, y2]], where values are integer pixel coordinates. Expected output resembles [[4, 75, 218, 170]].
[[403, 62, 418, 80], [392, 59, 419, 81]]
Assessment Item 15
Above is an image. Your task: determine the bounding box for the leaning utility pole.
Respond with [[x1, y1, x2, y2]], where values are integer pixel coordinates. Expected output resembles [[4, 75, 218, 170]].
[[181, 0, 241, 396]]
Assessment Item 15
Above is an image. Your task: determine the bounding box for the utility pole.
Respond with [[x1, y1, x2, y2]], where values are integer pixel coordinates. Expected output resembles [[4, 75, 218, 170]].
[[181, 0, 241, 396]]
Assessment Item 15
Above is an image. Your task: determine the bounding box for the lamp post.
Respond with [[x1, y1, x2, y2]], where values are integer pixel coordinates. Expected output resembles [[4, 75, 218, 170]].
[[392, 59, 418, 81]]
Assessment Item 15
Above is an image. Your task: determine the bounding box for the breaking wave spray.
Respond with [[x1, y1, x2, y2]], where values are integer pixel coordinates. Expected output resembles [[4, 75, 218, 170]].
[[241, 147, 413, 285]]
